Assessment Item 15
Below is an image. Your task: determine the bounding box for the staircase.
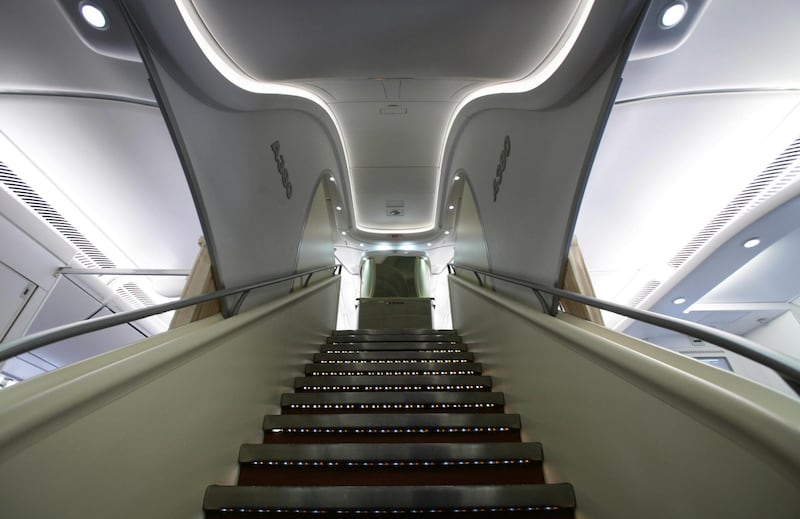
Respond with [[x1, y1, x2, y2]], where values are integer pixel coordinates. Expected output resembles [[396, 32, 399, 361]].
[[204, 329, 576, 517]]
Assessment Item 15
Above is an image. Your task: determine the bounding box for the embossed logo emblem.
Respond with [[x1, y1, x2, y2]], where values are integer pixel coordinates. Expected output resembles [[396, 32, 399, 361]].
[[270, 140, 293, 199], [493, 135, 511, 202]]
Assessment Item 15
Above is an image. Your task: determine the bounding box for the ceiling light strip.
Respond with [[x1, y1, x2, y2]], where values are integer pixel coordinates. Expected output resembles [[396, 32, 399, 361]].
[[173, 0, 595, 234]]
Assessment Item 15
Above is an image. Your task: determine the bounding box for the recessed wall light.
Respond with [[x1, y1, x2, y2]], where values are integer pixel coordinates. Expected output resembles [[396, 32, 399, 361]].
[[448, 205, 455, 210], [80, 3, 108, 29], [743, 237, 761, 249], [672, 297, 687, 305], [335, 206, 342, 211], [660, 2, 687, 28]]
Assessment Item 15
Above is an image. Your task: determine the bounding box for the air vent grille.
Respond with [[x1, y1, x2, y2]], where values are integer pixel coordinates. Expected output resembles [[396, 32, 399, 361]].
[[0, 160, 152, 309], [628, 280, 662, 307], [668, 136, 800, 268]]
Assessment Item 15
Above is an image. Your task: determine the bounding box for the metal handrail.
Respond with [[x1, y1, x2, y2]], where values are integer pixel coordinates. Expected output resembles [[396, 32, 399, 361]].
[[0, 265, 340, 363], [448, 263, 800, 394]]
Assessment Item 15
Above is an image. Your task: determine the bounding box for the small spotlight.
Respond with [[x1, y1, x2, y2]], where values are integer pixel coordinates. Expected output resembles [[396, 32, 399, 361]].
[[672, 297, 686, 305], [427, 242, 432, 246], [660, 2, 687, 28], [80, 3, 108, 29], [743, 238, 761, 249], [444, 230, 451, 235], [359, 243, 364, 247], [454, 175, 461, 181], [341, 231, 347, 236], [448, 205, 455, 210], [335, 206, 342, 211], [329, 175, 335, 182]]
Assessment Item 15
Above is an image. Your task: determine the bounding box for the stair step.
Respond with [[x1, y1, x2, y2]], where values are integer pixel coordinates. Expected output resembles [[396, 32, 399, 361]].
[[328, 334, 461, 343], [332, 329, 457, 336], [304, 362, 483, 376], [294, 375, 492, 392], [313, 351, 475, 363], [281, 391, 505, 414], [205, 483, 576, 517], [322, 342, 467, 353], [262, 413, 522, 443], [237, 442, 543, 486]]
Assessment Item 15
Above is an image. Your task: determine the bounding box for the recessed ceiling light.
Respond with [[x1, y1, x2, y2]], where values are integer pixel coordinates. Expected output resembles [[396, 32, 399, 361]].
[[341, 231, 347, 235], [80, 3, 108, 29], [672, 297, 687, 305], [335, 205, 342, 211], [444, 230, 450, 235], [329, 175, 335, 182], [743, 237, 761, 249], [448, 205, 455, 210], [454, 175, 461, 181], [427, 242, 432, 246], [359, 243, 364, 247], [660, 2, 687, 28]]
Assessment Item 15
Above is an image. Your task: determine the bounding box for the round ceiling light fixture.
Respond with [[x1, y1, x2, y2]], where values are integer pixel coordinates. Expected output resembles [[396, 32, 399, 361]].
[[672, 297, 687, 305], [743, 237, 761, 249], [80, 2, 109, 30], [660, 2, 687, 29]]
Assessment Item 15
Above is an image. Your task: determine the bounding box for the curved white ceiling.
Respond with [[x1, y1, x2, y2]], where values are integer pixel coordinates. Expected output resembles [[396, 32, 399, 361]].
[[174, 0, 595, 233]]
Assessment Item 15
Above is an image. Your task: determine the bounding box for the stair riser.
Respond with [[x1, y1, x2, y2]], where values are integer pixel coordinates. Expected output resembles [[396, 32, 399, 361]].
[[207, 511, 574, 518], [263, 431, 521, 444], [238, 465, 544, 486], [282, 405, 504, 414]]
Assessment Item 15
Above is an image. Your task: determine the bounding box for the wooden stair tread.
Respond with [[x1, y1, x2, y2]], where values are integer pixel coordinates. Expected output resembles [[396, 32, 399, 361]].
[[294, 374, 491, 392]]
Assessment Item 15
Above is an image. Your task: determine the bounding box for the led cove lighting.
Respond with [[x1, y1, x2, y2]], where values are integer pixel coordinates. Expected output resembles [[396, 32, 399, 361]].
[[672, 297, 687, 305], [175, 0, 594, 234], [743, 238, 761, 249], [660, 2, 687, 28], [80, 3, 108, 29]]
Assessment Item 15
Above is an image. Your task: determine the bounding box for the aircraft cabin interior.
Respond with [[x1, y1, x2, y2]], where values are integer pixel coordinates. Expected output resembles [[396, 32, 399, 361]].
[[1, 1, 799, 518]]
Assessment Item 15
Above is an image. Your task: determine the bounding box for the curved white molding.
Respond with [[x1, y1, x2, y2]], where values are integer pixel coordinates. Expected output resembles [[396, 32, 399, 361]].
[[173, 0, 595, 234]]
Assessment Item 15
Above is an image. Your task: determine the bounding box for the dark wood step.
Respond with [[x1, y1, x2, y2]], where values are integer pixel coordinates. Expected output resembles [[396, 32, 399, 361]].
[[280, 391, 505, 414], [322, 341, 466, 353], [294, 375, 491, 392], [304, 362, 483, 376], [332, 329, 458, 336], [313, 351, 475, 363], [237, 442, 543, 486], [328, 334, 462, 344], [263, 413, 522, 443], [204, 483, 576, 518]]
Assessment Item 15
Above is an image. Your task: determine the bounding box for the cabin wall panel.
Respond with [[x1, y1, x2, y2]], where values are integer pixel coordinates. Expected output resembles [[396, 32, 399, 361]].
[[449, 275, 800, 519], [0, 277, 339, 519], [154, 61, 342, 310]]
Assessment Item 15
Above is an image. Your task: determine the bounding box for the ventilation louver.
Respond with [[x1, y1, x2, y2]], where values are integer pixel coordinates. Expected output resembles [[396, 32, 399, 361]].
[[0, 160, 155, 311], [629, 135, 800, 307]]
